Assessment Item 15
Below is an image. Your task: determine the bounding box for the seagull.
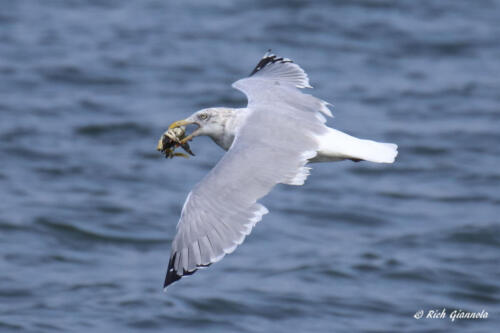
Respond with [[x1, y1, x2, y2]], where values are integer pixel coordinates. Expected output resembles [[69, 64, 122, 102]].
[[162, 52, 398, 290]]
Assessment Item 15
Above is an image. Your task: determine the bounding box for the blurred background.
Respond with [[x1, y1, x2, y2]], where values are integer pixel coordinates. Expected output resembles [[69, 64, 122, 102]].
[[1, 0, 499, 332]]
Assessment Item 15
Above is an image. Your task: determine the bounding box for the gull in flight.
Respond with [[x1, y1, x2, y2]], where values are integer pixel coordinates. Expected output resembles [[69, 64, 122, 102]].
[[161, 52, 398, 290]]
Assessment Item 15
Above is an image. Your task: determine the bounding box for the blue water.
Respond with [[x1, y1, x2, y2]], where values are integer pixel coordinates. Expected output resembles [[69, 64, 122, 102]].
[[1, 1, 499, 332]]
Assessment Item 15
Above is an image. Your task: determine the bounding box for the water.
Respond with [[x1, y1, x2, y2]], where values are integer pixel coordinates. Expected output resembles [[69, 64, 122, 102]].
[[1, 1, 499, 332]]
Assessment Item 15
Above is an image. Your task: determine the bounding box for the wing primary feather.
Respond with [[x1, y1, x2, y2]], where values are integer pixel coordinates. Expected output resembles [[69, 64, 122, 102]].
[[163, 253, 182, 290], [163, 250, 203, 291], [250, 51, 293, 76]]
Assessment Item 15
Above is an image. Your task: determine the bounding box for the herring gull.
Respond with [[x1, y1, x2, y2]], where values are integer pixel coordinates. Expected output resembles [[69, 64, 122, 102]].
[[161, 52, 398, 289]]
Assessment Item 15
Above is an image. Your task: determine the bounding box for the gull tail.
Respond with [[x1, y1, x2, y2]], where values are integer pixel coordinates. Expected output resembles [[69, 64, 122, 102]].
[[312, 128, 398, 163]]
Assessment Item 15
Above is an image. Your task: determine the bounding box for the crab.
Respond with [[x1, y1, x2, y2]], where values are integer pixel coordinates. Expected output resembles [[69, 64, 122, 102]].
[[156, 126, 195, 159]]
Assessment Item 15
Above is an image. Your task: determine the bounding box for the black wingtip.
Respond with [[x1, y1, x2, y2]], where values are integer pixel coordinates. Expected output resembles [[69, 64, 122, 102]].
[[249, 50, 293, 76], [163, 254, 182, 290], [163, 253, 204, 291]]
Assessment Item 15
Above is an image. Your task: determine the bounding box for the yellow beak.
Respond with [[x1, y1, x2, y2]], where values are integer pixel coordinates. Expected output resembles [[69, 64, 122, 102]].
[[168, 119, 193, 129]]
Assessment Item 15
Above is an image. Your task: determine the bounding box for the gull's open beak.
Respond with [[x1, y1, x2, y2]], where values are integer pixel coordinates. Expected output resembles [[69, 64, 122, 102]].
[[168, 118, 200, 144], [168, 119, 193, 129]]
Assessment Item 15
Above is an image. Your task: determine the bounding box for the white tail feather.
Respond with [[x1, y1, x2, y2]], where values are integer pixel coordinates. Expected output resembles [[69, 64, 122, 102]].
[[313, 128, 398, 163]]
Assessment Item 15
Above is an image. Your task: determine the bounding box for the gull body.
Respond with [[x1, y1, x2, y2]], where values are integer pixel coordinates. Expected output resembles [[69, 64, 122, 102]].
[[162, 53, 398, 289], [175, 107, 397, 164]]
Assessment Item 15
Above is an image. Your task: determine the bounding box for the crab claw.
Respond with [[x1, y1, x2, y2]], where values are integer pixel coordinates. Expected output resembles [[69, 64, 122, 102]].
[[180, 142, 195, 156], [172, 152, 190, 159], [157, 137, 168, 151]]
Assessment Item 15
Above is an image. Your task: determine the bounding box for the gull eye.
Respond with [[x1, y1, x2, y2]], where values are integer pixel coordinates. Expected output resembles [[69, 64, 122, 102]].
[[198, 113, 208, 120]]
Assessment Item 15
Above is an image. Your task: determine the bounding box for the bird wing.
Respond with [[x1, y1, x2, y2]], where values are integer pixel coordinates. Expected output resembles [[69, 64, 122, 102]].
[[164, 53, 333, 289]]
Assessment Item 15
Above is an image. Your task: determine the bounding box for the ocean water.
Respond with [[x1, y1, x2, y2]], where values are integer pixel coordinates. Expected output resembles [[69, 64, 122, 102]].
[[1, 0, 499, 332]]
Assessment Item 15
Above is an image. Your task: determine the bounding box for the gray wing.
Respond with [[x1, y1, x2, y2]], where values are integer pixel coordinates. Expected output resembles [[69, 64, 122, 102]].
[[164, 53, 333, 289]]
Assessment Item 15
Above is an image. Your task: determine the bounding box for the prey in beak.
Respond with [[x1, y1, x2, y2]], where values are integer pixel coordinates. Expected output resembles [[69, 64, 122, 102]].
[[167, 119, 201, 145], [156, 119, 200, 159]]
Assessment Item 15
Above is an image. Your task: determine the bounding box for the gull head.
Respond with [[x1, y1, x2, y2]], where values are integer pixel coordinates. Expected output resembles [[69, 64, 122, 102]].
[[168, 108, 233, 144]]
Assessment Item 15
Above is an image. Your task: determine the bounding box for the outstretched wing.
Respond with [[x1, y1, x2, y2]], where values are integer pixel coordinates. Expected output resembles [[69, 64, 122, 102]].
[[164, 53, 332, 289]]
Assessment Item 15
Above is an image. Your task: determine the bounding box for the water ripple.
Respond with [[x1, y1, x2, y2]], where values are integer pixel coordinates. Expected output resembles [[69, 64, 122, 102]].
[[2, 0, 499, 332], [36, 217, 166, 245]]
